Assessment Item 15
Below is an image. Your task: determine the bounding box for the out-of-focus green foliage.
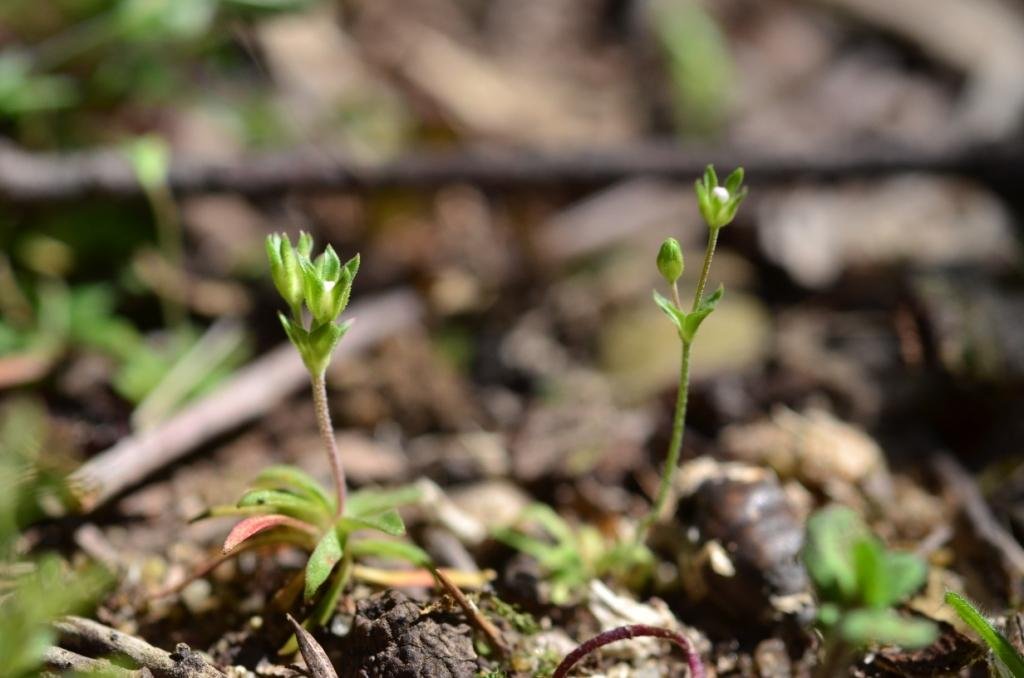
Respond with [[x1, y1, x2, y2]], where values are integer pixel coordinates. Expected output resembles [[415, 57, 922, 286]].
[[803, 506, 937, 649], [0, 399, 111, 678], [650, 0, 734, 137], [494, 504, 653, 604], [0, 0, 319, 145]]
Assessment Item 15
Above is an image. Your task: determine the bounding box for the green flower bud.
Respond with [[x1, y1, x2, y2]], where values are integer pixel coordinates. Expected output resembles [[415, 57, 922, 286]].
[[695, 164, 747, 229], [656, 237, 684, 285], [266, 233, 304, 311]]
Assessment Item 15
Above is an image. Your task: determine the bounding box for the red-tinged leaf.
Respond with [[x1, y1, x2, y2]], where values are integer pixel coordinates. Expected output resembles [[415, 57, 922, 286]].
[[223, 514, 318, 554]]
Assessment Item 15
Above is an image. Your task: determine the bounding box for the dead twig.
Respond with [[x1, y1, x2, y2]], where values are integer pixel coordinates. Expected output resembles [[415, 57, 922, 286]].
[[42, 646, 139, 676], [54, 616, 224, 677], [431, 566, 510, 658], [0, 141, 1019, 203], [70, 290, 423, 512], [934, 453, 1024, 578]]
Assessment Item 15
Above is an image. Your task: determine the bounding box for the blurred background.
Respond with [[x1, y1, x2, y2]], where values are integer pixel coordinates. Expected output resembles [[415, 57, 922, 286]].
[[1, 0, 1024, 673]]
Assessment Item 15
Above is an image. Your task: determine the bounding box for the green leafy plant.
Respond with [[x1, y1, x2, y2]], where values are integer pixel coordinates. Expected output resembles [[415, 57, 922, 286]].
[[494, 504, 653, 605], [803, 505, 937, 677], [196, 233, 430, 650], [0, 398, 110, 677], [636, 164, 746, 540], [946, 591, 1024, 677]]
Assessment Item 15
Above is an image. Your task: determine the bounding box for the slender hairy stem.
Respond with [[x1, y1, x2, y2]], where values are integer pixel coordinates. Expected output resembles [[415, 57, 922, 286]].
[[691, 227, 719, 311], [637, 341, 692, 541], [311, 372, 346, 516], [637, 225, 720, 542], [552, 624, 704, 678], [671, 281, 681, 309]]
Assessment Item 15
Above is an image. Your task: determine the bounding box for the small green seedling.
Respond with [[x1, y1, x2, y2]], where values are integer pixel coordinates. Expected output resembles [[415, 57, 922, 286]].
[[803, 506, 936, 676], [946, 591, 1024, 677], [637, 164, 746, 540], [494, 504, 653, 605], [197, 233, 430, 650]]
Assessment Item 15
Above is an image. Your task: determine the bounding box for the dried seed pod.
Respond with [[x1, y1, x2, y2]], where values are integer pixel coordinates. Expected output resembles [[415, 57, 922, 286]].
[[676, 458, 813, 623]]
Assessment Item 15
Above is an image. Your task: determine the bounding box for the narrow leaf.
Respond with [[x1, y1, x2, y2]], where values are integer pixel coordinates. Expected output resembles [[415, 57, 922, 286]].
[[238, 489, 324, 524], [946, 592, 1024, 677], [652, 290, 685, 334], [682, 284, 725, 342], [252, 465, 334, 511], [346, 485, 422, 517], [305, 529, 343, 601], [348, 539, 431, 567], [222, 514, 318, 553], [337, 509, 405, 537]]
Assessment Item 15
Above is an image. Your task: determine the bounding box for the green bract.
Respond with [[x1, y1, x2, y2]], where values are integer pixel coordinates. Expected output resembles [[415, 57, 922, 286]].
[[694, 165, 747, 230]]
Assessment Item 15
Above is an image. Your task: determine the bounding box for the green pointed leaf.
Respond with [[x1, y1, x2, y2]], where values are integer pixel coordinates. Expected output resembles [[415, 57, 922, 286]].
[[278, 312, 307, 350], [342, 253, 360, 280], [681, 284, 724, 343], [318, 245, 341, 281], [348, 539, 431, 567], [346, 485, 422, 517], [652, 290, 686, 335], [840, 608, 937, 649], [238, 489, 324, 524], [305, 529, 343, 601], [252, 465, 334, 512], [703, 164, 717, 189], [725, 167, 744, 195], [337, 508, 405, 537], [946, 592, 1024, 677], [297, 231, 314, 258]]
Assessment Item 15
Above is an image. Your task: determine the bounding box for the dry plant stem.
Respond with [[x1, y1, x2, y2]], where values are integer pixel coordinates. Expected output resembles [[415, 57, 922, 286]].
[[432, 567, 510, 657], [552, 624, 704, 678], [311, 372, 346, 517], [0, 142, 1014, 203], [42, 646, 137, 676], [54, 616, 224, 677]]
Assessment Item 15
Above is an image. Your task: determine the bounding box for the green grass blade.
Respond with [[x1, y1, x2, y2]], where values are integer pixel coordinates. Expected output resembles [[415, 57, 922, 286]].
[[946, 591, 1024, 677]]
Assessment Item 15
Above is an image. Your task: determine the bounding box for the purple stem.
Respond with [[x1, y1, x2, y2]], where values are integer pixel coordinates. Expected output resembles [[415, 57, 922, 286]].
[[552, 624, 705, 678]]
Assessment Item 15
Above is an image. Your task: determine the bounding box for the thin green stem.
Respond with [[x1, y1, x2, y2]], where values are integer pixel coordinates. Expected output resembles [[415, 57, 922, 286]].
[[691, 227, 720, 311], [311, 372, 346, 517], [636, 225, 721, 543], [637, 340, 692, 541]]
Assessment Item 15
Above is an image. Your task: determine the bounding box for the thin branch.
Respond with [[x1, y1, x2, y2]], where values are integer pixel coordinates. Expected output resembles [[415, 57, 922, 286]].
[[552, 624, 704, 678], [54, 616, 224, 678], [0, 141, 1014, 203], [42, 646, 138, 676]]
